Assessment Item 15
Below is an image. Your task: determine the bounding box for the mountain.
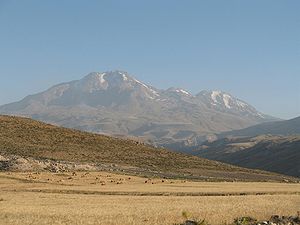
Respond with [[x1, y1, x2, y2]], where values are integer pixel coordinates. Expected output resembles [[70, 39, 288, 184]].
[[0, 71, 277, 149], [195, 135, 300, 177], [216, 116, 300, 139], [0, 115, 296, 182], [196, 90, 269, 119]]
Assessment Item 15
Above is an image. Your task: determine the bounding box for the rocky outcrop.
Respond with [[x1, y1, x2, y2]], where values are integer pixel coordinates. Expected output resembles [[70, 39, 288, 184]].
[[176, 215, 300, 225]]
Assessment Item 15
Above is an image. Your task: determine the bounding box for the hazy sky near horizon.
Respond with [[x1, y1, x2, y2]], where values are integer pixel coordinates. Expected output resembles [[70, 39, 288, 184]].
[[0, 0, 299, 119]]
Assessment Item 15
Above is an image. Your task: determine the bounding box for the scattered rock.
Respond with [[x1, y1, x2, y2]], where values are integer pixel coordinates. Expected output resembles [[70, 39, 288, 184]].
[[269, 215, 300, 225], [233, 215, 300, 225], [179, 220, 200, 225]]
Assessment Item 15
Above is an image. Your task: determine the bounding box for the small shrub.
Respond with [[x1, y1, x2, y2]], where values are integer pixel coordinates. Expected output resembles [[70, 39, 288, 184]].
[[233, 217, 257, 225], [182, 211, 190, 220]]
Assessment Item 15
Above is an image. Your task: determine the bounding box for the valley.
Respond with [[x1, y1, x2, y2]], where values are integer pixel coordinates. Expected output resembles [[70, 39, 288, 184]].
[[194, 117, 300, 177]]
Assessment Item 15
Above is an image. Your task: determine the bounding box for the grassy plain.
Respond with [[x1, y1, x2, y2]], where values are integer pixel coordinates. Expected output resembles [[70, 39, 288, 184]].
[[0, 172, 299, 225]]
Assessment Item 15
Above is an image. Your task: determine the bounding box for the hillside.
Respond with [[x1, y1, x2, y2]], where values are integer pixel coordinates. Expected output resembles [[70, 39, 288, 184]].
[[217, 116, 300, 139], [0, 71, 277, 149], [196, 135, 300, 177], [0, 115, 295, 182]]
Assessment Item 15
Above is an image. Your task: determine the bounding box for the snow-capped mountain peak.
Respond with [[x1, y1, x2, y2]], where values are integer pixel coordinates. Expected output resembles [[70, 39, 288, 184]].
[[196, 90, 267, 119], [10, 70, 270, 119], [82, 71, 160, 100], [84, 71, 130, 83], [200, 90, 246, 108], [0, 70, 277, 150]]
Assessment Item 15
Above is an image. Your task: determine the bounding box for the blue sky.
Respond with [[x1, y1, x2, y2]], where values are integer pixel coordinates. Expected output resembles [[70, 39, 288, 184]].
[[0, 0, 299, 119]]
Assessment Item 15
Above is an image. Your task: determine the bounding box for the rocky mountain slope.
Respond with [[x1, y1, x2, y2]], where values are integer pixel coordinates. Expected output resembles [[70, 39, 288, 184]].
[[196, 135, 300, 177], [0, 115, 296, 182], [0, 71, 277, 148]]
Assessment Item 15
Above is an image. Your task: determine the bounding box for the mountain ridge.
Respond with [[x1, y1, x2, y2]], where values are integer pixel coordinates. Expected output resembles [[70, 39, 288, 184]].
[[217, 116, 300, 139], [196, 134, 300, 177]]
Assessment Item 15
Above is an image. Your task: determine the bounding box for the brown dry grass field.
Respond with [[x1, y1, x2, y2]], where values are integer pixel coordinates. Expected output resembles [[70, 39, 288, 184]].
[[0, 171, 299, 225]]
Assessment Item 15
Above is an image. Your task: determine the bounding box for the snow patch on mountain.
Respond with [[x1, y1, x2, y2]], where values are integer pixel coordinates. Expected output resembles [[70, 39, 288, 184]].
[[176, 89, 191, 95], [211, 91, 221, 103], [150, 89, 160, 97], [118, 72, 128, 81], [211, 91, 233, 108], [133, 78, 149, 89], [237, 100, 248, 108], [97, 73, 106, 84], [132, 78, 160, 99], [223, 94, 232, 109], [44, 84, 70, 102], [167, 88, 193, 97]]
